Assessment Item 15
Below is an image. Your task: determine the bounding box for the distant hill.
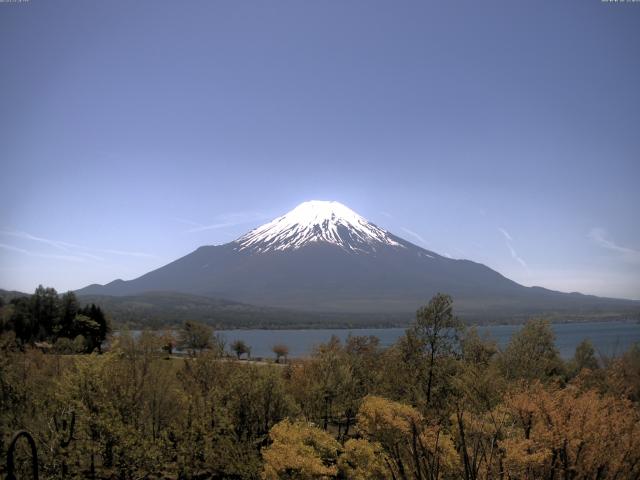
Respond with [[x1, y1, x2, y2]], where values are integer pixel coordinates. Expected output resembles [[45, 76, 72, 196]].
[[77, 201, 640, 323], [75, 291, 407, 329], [0, 288, 30, 304]]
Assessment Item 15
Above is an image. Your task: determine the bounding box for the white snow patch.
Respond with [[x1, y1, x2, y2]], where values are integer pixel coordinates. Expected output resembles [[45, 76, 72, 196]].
[[235, 200, 404, 253]]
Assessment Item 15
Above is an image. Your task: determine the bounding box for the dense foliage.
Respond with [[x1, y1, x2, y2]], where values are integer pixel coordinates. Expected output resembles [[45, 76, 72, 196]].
[[0, 285, 110, 353], [1, 293, 639, 479]]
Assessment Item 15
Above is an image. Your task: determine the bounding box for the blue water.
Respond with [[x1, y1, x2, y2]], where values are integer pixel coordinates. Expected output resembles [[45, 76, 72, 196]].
[[215, 321, 640, 359]]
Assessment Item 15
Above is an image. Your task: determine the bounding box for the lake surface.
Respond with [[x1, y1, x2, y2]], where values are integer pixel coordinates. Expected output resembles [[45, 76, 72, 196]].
[[215, 321, 640, 359]]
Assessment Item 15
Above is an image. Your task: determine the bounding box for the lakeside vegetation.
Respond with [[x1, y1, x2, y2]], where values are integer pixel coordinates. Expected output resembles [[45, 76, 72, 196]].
[[3, 287, 638, 332], [1, 292, 639, 479], [1, 288, 410, 330]]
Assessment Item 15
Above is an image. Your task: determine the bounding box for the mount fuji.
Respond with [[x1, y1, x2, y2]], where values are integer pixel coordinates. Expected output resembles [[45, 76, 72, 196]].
[[77, 201, 639, 322]]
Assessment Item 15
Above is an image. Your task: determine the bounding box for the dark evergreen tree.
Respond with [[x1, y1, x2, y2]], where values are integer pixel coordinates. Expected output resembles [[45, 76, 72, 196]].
[[78, 303, 110, 352], [9, 297, 37, 344], [57, 291, 79, 339], [30, 285, 59, 339]]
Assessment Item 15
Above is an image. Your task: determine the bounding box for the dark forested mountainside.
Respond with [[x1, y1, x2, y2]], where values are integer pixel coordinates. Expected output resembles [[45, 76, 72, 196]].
[[76, 291, 407, 329], [4, 286, 637, 332]]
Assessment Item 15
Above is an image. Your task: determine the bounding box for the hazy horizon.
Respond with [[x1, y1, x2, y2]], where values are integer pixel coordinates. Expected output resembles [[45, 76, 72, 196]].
[[1, 1, 639, 300]]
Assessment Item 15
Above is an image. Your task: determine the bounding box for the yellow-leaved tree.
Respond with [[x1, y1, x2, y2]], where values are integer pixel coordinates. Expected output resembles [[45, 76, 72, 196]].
[[357, 395, 459, 480], [501, 382, 640, 479], [336, 438, 388, 480], [261, 419, 341, 479]]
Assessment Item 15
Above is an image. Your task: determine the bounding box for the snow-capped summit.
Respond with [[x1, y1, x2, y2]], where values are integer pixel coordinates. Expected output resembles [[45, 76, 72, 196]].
[[76, 200, 640, 320], [234, 200, 403, 253]]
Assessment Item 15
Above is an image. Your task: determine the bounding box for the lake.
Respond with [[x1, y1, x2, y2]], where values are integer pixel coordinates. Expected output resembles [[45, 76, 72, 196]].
[[214, 320, 640, 359]]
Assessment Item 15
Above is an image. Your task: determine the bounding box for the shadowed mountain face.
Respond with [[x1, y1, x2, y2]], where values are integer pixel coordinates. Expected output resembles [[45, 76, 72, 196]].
[[77, 201, 639, 319]]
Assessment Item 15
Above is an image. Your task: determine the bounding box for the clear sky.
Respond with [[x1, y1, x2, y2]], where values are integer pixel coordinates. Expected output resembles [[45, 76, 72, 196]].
[[1, 0, 639, 299]]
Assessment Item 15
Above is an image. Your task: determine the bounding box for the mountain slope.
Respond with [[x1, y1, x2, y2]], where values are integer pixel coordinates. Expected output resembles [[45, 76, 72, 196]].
[[76, 291, 402, 329], [77, 201, 640, 320]]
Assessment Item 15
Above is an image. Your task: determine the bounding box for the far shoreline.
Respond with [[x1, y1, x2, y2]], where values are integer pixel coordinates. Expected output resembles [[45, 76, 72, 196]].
[[114, 315, 640, 333]]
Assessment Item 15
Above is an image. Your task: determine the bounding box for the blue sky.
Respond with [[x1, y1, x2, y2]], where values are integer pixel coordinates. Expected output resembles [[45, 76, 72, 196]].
[[1, 0, 639, 299]]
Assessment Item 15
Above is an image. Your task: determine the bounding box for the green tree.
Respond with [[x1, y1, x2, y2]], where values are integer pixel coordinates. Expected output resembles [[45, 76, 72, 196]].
[[72, 315, 100, 353], [461, 326, 497, 366], [30, 284, 59, 339], [79, 303, 110, 352], [231, 339, 250, 359], [288, 335, 356, 431], [179, 320, 212, 355], [8, 297, 36, 344], [57, 291, 79, 339], [499, 319, 563, 381], [413, 293, 464, 404], [572, 339, 599, 373]]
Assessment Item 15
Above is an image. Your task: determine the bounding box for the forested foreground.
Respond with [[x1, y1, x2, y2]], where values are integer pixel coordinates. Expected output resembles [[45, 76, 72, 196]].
[[1, 295, 640, 479]]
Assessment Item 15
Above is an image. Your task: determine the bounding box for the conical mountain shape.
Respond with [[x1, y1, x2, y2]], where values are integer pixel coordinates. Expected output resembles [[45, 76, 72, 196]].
[[235, 200, 403, 253], [77, 201, 639, 320]]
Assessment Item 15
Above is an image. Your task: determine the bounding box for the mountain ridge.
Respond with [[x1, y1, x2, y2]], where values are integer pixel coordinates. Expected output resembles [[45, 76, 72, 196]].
[[76, 201, 640, 320]]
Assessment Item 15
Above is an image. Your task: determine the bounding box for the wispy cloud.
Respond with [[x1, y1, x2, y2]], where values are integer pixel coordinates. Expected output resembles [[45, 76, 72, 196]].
[[498, 227, 528, 270], [185, 221, 247, 233], [172, 217, 206, 228], [498, 227, 513, 242], [1, 231, 79, 252], [379, 211, 393, 218], [0, 243, 85, 262], [588, 228, 640, 264], [400, 227, 427, 245], [0, 231, 155, 260], [176, 212, 268, 233], [506, 242, 528, 269], [78, 252, 105, 261], [96, 249, 155, 258]]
